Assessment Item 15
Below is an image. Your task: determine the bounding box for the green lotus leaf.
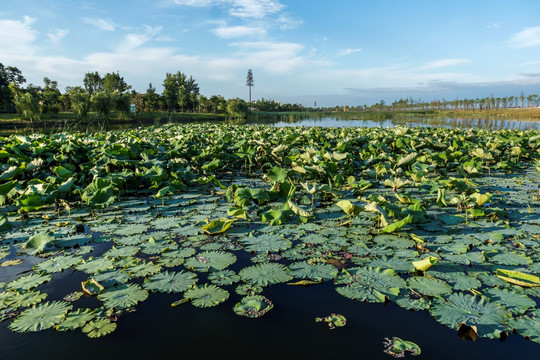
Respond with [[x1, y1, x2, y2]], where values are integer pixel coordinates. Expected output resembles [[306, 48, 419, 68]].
[[0, 215, 12, 232], [234, 295, 273, 318], [485, 288, 536, 314], [124, 261, 162, 278], [260, 209, 291, 225], [93, 269, 131, 287], [151, 216, 181, 230], [4, 290, 47, 309], [56, 308, 95, 332], [33, 255, 82, 273], [383, 337, 421, 357], [430, 293, 508, 339], [63, 291, 84, 302], [507, 313, 540, 344], [395, 291, 431, 311], [240, 262, 292, 287], [489, 251, 532, 266], [496, 269, 540, 287], [208, 270, 240, 286], [406, 276, 452, 297], [77, 258, 115, 274], [184, 284, 229, 308], [23, 232, 55, 255], [55, 234, 93, 249], [288, 262, 338, 281], [444, 273, 482, 291], [140, 237, 177, 255], [82, 318, 117, 338], [335, 267, 405, 303], [0, 165, 22, 181], [57, 176, 76, 193], [235, 283, 263, 296], [184, 251, 236, 272], [336, 200, 361, 217], [7, 273, 52, 291], [380, 214, 413, 234], [104, 246, 139, 258], [9, 301, 72, 332], [202, 218, 236, 235], [113, 223, 149, 236], [240, 233, 292, 254], [315, 313, 347, 329], [266, 166, 288, 183], [98, 284, 148, 309], [368, 256, 415, 273], [373, 234, 415, 249], [143, 270, 198, 293]]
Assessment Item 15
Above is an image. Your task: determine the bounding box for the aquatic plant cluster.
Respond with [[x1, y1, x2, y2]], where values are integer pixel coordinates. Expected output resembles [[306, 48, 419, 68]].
[[0, 124, 539, 346]]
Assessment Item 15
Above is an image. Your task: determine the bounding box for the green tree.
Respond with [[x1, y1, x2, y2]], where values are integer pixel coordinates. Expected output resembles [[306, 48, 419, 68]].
[[10, 83, 40, 122], [209, 95, 227, 113], [226, 98, 248, 118], [144, 83, 160, 112], [84, 71, 103, 97], [162, 71, 199, 113], [41, 77, 61, 114], [103, 71, 131, 94], [69, 86, 91, 118], [91, 91, 111, 119], [0, 63, 26, 112]]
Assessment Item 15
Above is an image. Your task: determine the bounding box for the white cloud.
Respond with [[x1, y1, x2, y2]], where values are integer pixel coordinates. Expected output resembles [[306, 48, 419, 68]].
[[509, 26, 540, 48], [420, 58, 471, 70], [0, 16, 40, 56], [486, 22, 501, 29], [47, 28, 69, 43], [339, 48, 362, 57], [81, 17, 116, 31], [275, 13, 302, 30], [173, 0, 284, 19], [212, 25, 266, 38], [119, 25, 162, 51]]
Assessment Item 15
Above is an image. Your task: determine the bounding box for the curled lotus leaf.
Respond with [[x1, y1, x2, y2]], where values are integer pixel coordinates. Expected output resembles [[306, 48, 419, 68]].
[[184, 251, 237, 272], [430, 293, 508, 339], [315, 313, 347, 329], [496, 269, 540, 287], [82, 278, 104, 296], [98, 284, 149, 309], [1, 259, 23, 267], [184, 284, 229, 308], [233, 295, 274, 318], [82, 318, 117, 338], [9, 301, 72, 332], [239, 263, 293, 287], [383, 337, 421, 358], [202, 218, 236, 235], [143, 270, 198, 293], [23, 232, 55, 255]]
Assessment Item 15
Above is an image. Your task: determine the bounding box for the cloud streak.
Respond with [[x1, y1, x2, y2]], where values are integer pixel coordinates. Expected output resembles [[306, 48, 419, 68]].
[[212, 25, 266, 38], [173, 0, 284, 18], [509, 26, 540, 48], [47, 28, 69, 43], [81, 17, 116, 31], [420, 58, 471, 70]]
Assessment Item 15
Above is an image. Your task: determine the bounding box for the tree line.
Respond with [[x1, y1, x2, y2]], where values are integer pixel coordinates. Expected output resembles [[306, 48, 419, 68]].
[[0, 63, 311, 122]]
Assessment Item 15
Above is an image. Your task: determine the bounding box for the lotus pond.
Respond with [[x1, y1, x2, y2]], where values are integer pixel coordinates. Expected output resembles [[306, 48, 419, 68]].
[[1, 124, 540, 359]]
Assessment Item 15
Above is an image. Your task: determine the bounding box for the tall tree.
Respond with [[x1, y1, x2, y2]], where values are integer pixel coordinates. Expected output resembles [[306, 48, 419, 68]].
[[41, 77, 62, 114], [102, 71, 131, 94], [246, 69, 254, 104], [83, 71, 103, 97], [68, 86, 91, 118], [162, 71, 199, 113], [144, 83, 160, 112], [0, 63, 26, 112]]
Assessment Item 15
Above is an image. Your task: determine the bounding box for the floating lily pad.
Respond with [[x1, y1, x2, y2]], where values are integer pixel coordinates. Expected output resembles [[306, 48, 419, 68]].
[[143, 270, 198, 293], [335, 267, 405, 303], [9, 301, 72, 332], [383, 337, 421, 358], [315, 313, 346, 329], [184, 251, 237, 272], [233, 295, 273, 318], [289, 262, 338, 281], [98, 284, 148, 309], [82, 318, 117, 338], [56, 308, 95, 332], [239, 263, 293, 287], [184, 284, 229, 308], [7, 273, 52, 291], [208, 270, 240, 286], [406, 276, 452, 297]]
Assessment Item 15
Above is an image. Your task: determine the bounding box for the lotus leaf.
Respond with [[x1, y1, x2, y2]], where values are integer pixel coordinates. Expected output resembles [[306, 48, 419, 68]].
[[289, 262, 338, 281], [202, 218, 236, 235], [93, 269, 131, 287], [4, 290, 47, 309], [114, 223, 149, 236], [315, 313, 347, 329], [56, 308, 95, 331], [124, 262, 162, 278], [383, 337, 421, 358], [82, 278, 104, 296], [486, 288, 536, 314], [373, 234, 415, 249], [496, 269, 540, 287], [489, 251, 532, 266], [507, 313, 540, 344], [184, 284, 229, 308], [82, 318, 117, 338], [239, 262, 292, 286], [23, 232, 55, 255], [184, 251, 236, 272], [430, 293, 508, 339], [9, 301, 72, 332], [235, 283, 263, 296], [1, 259, 23, 267], [77, 258, 115, 274], [406, 276, 452, 297], [335, 267, 405, 303], [34, 255, 82, 273], [395, 292, 431, 311], [143, 270, 198, 293], [98, 284, 148, 309], [368, 257, 415, 273], [208, 270, 240, 286], [233, 295, 273, 318], [240, 233, 292, 254], [7, 273, 52, 291]]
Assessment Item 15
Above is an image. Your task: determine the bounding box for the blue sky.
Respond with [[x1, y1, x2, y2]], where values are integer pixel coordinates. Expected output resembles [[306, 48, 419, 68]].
[[1, 0, 540, 106]]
